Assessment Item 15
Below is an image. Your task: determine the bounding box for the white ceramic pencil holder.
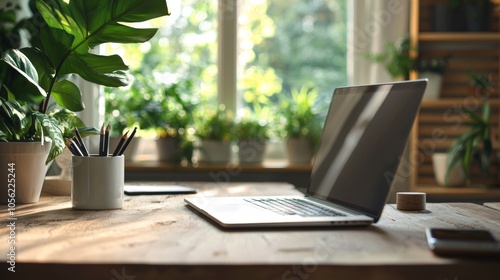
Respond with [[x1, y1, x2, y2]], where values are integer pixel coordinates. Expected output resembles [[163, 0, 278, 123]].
[[71, 155, 124, 210]]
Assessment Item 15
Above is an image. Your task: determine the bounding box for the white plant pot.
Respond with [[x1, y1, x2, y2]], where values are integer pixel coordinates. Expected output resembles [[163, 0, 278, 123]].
[[198, 140, 232, 164], [419, 72, 443, 100], [238, 140, 267, 164], [155, 137, 181, 162], [432, 153, 466, 187], [0, 142, 51, 204], [286, 137, 313, 164]]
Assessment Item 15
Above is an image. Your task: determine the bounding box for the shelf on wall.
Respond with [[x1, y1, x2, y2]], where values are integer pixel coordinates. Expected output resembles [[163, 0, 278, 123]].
[[421, 99, 500, 108], [419, 32, 500, 41]]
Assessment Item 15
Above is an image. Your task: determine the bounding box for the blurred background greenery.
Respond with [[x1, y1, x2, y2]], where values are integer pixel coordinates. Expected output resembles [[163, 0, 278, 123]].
[[104, 0, 347, 156]]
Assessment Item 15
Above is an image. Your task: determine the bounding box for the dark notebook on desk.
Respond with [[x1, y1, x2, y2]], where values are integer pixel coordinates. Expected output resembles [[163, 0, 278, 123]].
[[185, 80, 427, 228]]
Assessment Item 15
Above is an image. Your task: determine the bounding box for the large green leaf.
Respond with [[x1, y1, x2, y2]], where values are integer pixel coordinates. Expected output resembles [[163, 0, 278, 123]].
[[35, 0, 86, 48], [32, 24, 75, 69], [34, 0, 169, 89], [61, 53, 131, 87], [0, 49, 46, 103], [51, 80, 84, 111], [20, 47, 56, 91], [87, 23, 158, 46]]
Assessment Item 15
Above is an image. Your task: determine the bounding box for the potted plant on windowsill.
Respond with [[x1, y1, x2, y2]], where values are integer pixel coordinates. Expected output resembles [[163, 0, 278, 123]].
[[129, 71, 197, 163], [195, 106, 235, 164], [235, 116, 269, 164], [280, 86, 322, 164], [0, 0, 170, 203]]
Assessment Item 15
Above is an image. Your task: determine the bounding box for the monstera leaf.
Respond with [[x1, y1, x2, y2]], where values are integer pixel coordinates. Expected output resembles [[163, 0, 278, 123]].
[[30, 0, 170, 112]]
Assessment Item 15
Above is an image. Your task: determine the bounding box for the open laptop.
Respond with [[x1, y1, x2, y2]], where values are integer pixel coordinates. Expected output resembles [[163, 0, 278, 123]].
[[185, 80, 427, 228]]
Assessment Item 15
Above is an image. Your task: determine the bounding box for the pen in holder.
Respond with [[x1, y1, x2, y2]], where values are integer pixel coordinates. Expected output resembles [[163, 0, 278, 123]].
[[71, 155, 124, 210]]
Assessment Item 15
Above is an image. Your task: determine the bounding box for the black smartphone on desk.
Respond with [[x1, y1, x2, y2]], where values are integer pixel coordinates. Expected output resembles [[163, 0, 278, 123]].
[[124, 184, 197, 195], [426, 228, 500, 257]]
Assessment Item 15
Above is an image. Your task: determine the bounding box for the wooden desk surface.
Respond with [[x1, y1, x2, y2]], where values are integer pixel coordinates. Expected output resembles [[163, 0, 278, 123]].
[[484, 202, 500, 212], [1, 182, 500, 280]]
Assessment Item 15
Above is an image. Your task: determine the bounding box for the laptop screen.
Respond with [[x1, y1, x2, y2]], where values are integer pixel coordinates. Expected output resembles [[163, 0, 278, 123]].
[[307, 80, 426, 220]]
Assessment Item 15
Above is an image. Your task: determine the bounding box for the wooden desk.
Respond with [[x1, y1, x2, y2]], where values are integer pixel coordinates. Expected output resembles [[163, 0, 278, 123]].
[[1, 182, 499, 280], [484, 202, 500, 212]]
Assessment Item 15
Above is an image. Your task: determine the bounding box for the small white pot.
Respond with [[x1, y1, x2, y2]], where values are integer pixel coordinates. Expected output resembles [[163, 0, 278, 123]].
[[286, 137, 313, 164], [432, 153, 466, 187], [198, 140, 232, 164], [419, 72, 443, 100], [238, 139, 267, 164], [155, 137, 181, 162]]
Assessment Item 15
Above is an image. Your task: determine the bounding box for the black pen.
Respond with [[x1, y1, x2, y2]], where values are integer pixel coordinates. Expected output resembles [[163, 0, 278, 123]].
[[73, 127, 89, 156], [104, 124, 110, 156], [99, 123, 105, 156], [118, 127, 137, 156], [65, 140, 78, 156], [67, 139, 83, 156], [112, 131, 128, 156]]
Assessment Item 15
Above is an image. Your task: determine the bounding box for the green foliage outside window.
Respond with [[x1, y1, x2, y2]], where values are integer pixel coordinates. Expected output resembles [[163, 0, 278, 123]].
[[105, 0, 347, 143]]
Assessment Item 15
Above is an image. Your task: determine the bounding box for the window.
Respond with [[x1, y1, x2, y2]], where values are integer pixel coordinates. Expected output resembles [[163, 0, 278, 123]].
[[104, 0, 347, 160], [238, 0, 347, 118]]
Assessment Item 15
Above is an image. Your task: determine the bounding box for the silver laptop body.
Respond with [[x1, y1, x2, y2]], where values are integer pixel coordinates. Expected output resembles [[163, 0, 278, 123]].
[[185, 80, 427, 228]]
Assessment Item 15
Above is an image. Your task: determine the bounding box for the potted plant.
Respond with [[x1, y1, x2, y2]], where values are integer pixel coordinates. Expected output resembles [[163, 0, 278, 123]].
[[444, 98, 493, 186], [280, 86, 322, 164], [235, 116, 269, 164], [131, 71, 196, 163], [195, 106, 234, 164], [0, 0, 170, 203], [417, 55, 450, 100]]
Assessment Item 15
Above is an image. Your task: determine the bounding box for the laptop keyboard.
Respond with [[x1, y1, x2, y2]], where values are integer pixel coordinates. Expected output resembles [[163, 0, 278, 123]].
[[244, 198, 346, 217]]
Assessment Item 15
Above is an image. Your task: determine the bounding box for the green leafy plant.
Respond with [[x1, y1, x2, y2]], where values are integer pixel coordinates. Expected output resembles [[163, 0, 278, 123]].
[[196, 106, 234, 142], [106, 69, 198, 162], [142, 77, 196, 140], [235, 117, 269, 141], [280, 86, 322, 149], [0, 0, 170, 163], [445, 74, 495, 184], [365, 36, 415, 80]]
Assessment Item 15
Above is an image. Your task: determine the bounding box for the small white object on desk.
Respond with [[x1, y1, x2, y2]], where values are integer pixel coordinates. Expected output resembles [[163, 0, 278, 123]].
[[396, 192, 426, 211]]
